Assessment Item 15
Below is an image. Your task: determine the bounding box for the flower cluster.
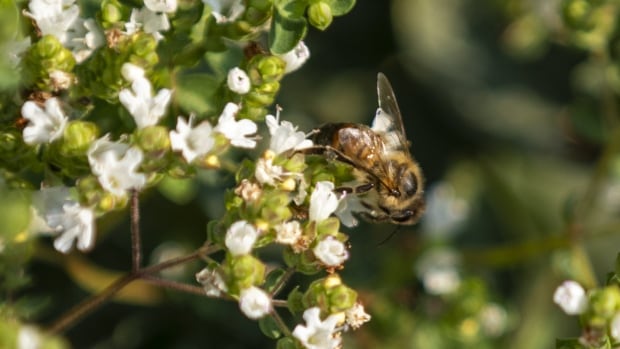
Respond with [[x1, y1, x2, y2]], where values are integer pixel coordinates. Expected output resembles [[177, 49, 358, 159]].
[[7, 0, 362, 346], [553, 279, 620, 346]]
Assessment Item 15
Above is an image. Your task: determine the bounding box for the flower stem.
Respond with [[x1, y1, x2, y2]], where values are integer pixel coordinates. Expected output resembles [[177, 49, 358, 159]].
[[131, 190, 141, 272], [270, 267, 295, 297], [270, 309, 292, 337], [46, 246, 216, 334]]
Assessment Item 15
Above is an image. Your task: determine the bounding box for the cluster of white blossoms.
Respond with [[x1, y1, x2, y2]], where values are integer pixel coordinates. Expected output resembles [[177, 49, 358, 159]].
[[24, 0, 104, 63], [552, 281, 620, 343]]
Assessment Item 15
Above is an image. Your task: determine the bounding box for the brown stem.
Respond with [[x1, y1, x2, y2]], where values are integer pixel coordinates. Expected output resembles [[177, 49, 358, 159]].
[[130, 190, 141, 272], [270, 309, 292, 337], [47, 273, 138, 334], [272, 299, 288, 308], [142, 276, 209, 297], [47, 246, 214, 335]]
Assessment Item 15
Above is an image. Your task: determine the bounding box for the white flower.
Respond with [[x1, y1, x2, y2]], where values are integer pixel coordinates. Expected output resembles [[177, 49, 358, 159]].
[[344, 303, 371, 330], [479, 303, 508, 337], [265, 110, 313, 154], [196, 267, 228, 297], [275, 220, 302, 245], [313, 236, 348, 267], [24, 1, 103, 62], [125, 7, 170, 41], [66, 18, 104, 63], [239, 286, 272, 319], [51, 202, 96, 253], [144, 0, 178, 12], [87, 136, 147, 196], [227, 67, 251, 94], [203, 0, 245, 23], [277, 41, 310, 74], [30, 187, 96, 253], [169, 115, 215, 163], [255, 157, 283, 186], [309, 181, 339, 222], [18, 325, 41, 349], [415, 248, 461, 295], [553, 280, 588, 315], [215, 103, 257, 148], [292, 307, 342, 349], [24, 0, 80, 45], [21, 98, 68, 145], [611, 312, 620, 341], [225, 220, 259, 256], [119, 63, 172, 129]]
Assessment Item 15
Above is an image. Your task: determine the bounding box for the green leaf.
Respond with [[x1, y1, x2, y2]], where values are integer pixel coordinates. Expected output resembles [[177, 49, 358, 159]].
[[258, 316, 282, 339], [264, 268, 287, 294], [204, 46, 244, 77], [287, 286, 305, 314], [175, 73, 222, 115], [269, 7, 308, 54], [274, 0, 308, 18], [323, 0, 356, 16]]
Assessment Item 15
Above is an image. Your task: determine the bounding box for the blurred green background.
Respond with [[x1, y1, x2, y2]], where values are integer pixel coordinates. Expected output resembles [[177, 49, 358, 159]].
[[15, 0, 620, 348]]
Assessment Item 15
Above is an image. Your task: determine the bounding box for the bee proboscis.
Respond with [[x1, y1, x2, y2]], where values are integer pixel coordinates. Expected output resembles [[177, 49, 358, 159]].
[[308, 73, 425, 225]]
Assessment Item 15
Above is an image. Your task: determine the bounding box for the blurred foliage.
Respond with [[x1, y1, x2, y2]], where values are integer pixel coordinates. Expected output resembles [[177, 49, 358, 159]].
[[6, 0, 620, 348]]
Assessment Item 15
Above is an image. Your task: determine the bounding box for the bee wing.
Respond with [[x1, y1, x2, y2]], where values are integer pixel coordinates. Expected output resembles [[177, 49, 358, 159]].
[[372, 73, 410, 154]]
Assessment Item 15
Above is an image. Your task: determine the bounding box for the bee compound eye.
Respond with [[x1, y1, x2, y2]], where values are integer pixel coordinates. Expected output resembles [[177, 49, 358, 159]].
[[401, 172, 418, 197]]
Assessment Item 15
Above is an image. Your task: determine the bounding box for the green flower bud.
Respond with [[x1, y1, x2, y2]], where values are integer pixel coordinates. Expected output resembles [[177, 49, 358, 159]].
[[100, 0, 126, 27], [255, 81, 280, 95], [226, 254, 266, 295], [260, 191, 292, 223], [59, 121, 100, 157], [22, 35, 76, 91], [561, 0, 593, 30], [588, 286, 620, 325], [245, 91, 276, 107], [248, 0, 273, 12], [237, 105, 268, 121], [327, 284, 357, 313], [248, 55, 286, 85], [308, 2, 333, 31], [136, 126, 171, 153], [0, 130, 38, 173], [283, 248, 321, 275], [302, 274, 356, 314]]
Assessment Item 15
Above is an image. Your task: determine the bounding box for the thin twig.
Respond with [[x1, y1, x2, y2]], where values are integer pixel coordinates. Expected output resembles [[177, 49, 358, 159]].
[[142, 276, 208, 297], [47, 273, 138, 334], [130, 190, 141, 272], [269, 267, 295, 297], [270, 309, 292, 337], [47, 247, 213, 334], [272, 299, 288, 308]]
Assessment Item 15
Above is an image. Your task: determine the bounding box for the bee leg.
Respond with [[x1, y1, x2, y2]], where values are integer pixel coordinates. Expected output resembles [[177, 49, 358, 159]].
[[298, 146, 359, 168], [334, 186, 353, 197]]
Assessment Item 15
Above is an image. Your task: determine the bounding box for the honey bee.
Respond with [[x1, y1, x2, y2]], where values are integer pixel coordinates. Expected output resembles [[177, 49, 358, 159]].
[[309, 73, 425, 225]]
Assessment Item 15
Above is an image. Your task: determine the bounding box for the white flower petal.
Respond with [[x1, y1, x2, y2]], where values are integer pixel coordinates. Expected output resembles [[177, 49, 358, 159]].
[[21, 98, 68, 145], [239, 286, 272, 319], [313, 236, 348, 267], [309, 181, 339, 222], [277, 41, 310, 74], [225, 220, 259, 256], [144, 0, 177, 12], [553, 280, 588, 315], [169, 115, 215, 162], [215, 103, 257, 149], [292, 307, 342, 349], [227, 67, 251, 94]]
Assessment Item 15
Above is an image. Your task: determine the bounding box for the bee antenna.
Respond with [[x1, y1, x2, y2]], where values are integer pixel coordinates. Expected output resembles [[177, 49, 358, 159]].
[[377, 226, 401, 246]]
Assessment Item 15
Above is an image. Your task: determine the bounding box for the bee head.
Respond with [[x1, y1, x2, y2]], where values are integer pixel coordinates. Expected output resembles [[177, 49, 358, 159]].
[[389, 197, 426, 225]]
